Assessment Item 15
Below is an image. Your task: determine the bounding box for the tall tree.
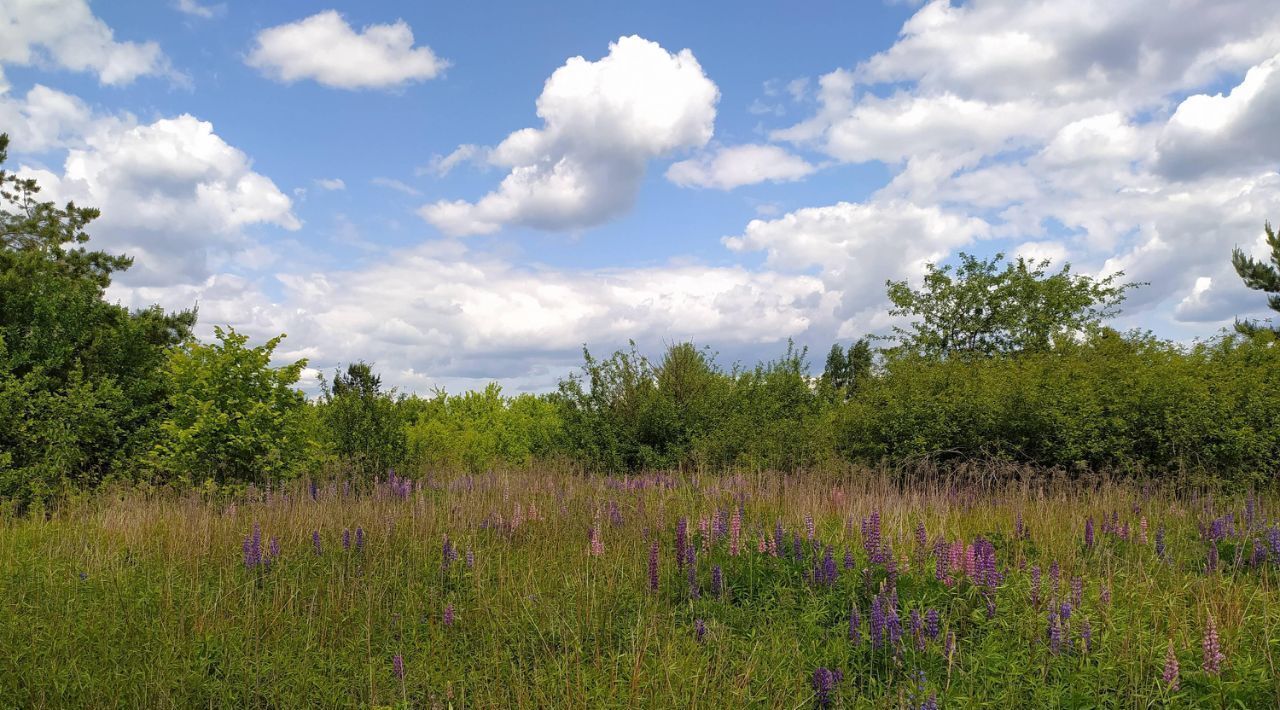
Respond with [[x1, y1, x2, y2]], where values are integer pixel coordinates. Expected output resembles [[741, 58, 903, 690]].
[[0, 133, 194, 505], [1231, 221, 1280, 334], [885, 253, 1135, 359], [319, 361, 406, 478]]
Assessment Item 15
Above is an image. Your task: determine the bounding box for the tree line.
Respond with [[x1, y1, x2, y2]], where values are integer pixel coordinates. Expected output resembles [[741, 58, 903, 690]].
[[4, 132, 1280, 509]]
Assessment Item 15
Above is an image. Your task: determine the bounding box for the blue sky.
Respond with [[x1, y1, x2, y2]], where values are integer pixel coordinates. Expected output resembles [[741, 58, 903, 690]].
[[4, 0, 1280, 392]]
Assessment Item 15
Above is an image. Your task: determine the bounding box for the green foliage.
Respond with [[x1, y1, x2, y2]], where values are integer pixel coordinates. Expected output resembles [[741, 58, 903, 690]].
[[819, 338, 872, 399], [0, 133, 194, 506], [402, 384, 563, 473], [317, 362, 407, 478], [148, 327, 308, 485], [1231, 220, 1280, 334], [838, 329, 1280, 481], [885, 253, 1136, 358]]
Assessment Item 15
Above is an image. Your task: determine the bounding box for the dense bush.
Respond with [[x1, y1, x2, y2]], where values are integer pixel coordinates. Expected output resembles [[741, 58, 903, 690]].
[[402, 383, 564, 473], [316, 362, 407, 478]]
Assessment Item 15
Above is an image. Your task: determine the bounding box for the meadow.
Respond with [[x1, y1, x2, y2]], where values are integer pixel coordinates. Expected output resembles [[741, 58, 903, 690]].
[[3, 467, 1278, 708]]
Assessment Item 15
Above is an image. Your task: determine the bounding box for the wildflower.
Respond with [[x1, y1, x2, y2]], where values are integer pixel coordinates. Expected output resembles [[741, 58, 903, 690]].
[[588, 525, 603, 557], [944, 631, 956, 661], [925, 608, 940, 640], [443, 603, 455, 627], [849, 604, 861, 644], [711, 565, 724, 597], [1080, 618, 1092, 653], [729, 508, 742, 556], [812, 667, 837, 708], [1047, 611, 1062, 654], [862, 511, 882, 562], [1030, 565, 1042, 608], [1202, 615, 1224, 675], [309, 479, 318, 501], [676, 518, 689, 571], [1099, 581, 1111, 607], [792, 533, 803, 560], [695, 619, 706, 644], [1206, 542, 1218, 572], [392, 654, 405, 680], [1049, 560, 1060, 593], [648, 540, 660, 592], [1015, 511, 1025, 540], [1163, 639, 1180, 690], [465, 549, 475, 569], [870, 596, 886, 649], [821, 546, 837, 585], [911, 609, 926, 651], [774, 519, 785, 558], [342, 528, 351, 551], [915, 520, 927, 548], [1155, 526, 1167, 560], [242, 531, 260, 570], [355, 527, 365, 553], [1084, 517, 1095, 548], [312, 530, 322, 556], [805, 514, 816, 542], [844, 549, 855, 570], [1139, 516, 1148, 544], [1071, 577, 1083, 608]]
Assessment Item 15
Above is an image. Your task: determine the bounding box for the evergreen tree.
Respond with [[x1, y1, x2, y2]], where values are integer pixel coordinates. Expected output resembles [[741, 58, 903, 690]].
[[0, 134, 194, 504], [1231, 221, 1280, 334]]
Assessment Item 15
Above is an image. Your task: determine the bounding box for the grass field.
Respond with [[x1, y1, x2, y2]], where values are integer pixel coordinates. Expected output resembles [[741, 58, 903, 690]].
[[2, 469, 1278, 708]]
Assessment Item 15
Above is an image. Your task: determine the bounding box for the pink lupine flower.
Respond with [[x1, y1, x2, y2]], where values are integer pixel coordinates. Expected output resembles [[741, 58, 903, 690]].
[[588, 525, 603, 557], [1139, 517, 1148, 545], [1202, 615, 1224, 675], [1163, 639, 1179, 690]]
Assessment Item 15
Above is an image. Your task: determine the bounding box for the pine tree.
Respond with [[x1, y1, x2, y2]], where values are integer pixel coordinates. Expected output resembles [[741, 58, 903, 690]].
[[1231, 221, 1280, 334]]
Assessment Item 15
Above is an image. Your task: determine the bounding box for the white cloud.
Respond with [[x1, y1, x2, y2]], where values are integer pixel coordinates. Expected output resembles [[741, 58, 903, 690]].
[[666, 144, 815, 190], [0, 0, 174, 85], [314, 177, 345, 191], [1156, 53, 1280, 179], [246, 11, 448, 90], [371, 176, 420, 196], [21, 114, 299, 286], [174, 0, 223, 19], [109, 242, 835, 392], [419, 35, 719, 236], [0, 84, 93, 152], [725, 200, 988, 318], [420, 144, 486, 177]]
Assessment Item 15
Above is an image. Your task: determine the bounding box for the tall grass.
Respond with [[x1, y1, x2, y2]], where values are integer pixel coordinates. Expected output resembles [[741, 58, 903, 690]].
[[1, 467, 1277, 708]]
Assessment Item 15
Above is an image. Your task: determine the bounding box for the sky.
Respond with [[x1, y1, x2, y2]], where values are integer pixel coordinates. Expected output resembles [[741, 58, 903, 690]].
[[3, 0, 1280, 394]]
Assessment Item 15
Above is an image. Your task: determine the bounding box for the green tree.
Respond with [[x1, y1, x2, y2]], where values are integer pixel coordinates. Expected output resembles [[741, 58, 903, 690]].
[[149, 327, 307, 485], [318, 361, 406, 478], [820, 338, 873, 397], [1231, 221, 1280, 334], [0, 133, 194, 505], [885, 253, 1135, 358]]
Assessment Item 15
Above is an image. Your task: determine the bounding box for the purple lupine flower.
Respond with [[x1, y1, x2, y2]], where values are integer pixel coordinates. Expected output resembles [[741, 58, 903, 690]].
[[609, 500, 623, 527], [844, 549, 855, 570], [1099, 581, 1111, 607], [1015, 511, 1025, 540], [1049, 560, 1060, 593], [648, 540, 660, 593], [1252, 538, 1267, 567], [711, 565, 724, 596], [885, 597, 903, 649], [1163, 640, 1180, 690], [849, 604, 861, 644], [792, 533, 804, 560], [242, 532, 259, 569], [443, 603, 455, 627], [465, 549, 475, 569], [1084, 517, 1095, 548], [694, 618, 706, 644], [915, 520, 927, 548], [885, 548, 898, 585], [1155, 526, 1167, 560], [870, 596, 886, 649], [309, 479, 318, 501], [1047, 611, 1062, 654], [1202, 616, 1224, 675], [1245, 495, 1256, 530], [392, 654, 405, 680], [821, 546, 837, 585], [1206, 542, 1218, 572], [676, 517, 688, 571], [935, 550, 947, 582], [910, 609, 926, 651], [862, 510, 881, 563], [985, 592, 997, 619], [925, 608, 940, 640], [943, 631, 956, 660], [804, 513, 816, 542], [811, 667, 836, 708], [312, 530, 322, 556], [1071, 577, 1083, 608], [355, 527, 365, 553], [1267, 526, 1280, 561], [1059, 600, 1073, 622], [1079, 618, 1092, 654]]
